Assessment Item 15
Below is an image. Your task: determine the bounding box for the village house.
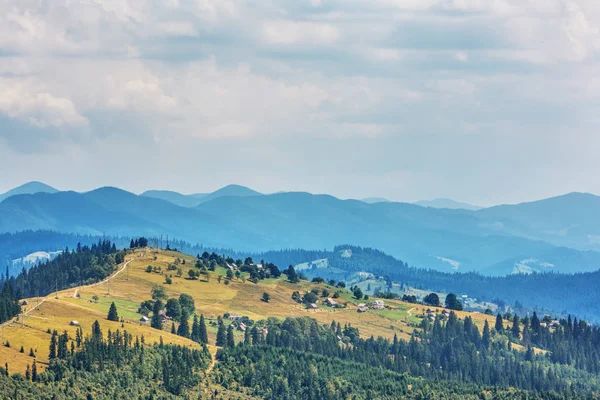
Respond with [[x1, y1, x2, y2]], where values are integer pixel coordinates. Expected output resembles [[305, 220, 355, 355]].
[[309, 303, 318, 310], [237, 322, 247, 332], [228, 314, 242, 321], [140, 316, 149, 323], [357, 303, 368, 313], [371, 300, 385, 310], [325, 298, 339, 307], [70, 320, 80, 326]]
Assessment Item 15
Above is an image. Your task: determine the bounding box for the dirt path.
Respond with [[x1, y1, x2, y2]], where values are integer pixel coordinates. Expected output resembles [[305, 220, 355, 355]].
[[90, 256, 137, 288], [407, 307, 416, 317]]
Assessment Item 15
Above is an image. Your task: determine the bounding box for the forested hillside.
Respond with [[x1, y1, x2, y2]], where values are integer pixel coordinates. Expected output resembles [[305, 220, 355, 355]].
[[5, 239, 124, 299]]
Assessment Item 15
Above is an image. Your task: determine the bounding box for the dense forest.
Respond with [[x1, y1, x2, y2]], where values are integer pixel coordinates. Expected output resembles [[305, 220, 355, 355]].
[[0, 283, 20, 324], [2, 239, 124, 300], [213, 314, 600, 399], [0, 231, 130, 277], [0, 321, 212, 399]]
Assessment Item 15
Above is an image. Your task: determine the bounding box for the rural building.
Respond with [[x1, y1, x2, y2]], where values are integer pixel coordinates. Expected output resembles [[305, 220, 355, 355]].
[[371, 300, 385, 309], [140, 316, 149, 323], [237, 322, 247, 332], [228, 314, 242, 321], [325, 298, 339, 307], [309, 303, 318, 310], [357, 303, 368, 313], [70, 320, 80, 326]]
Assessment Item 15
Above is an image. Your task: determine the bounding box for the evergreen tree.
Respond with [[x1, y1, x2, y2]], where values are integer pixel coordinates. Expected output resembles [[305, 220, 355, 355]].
[[511, 315, 521, 338], [151, 300, 164, 330], [495, 313, 503, 333], [107, 302, 119, 321], [171, 322, 176, 334], [49, 331, 57, 359], [216, 322, 227, 346], [226, 324, 235, 348], [31, 359, 37, 382], [244, 326, 252, 345], [482, 320, 491, 350], [191, 315, 201, 343], [177, 312, 190, 338], [199, 314, 208, 344]]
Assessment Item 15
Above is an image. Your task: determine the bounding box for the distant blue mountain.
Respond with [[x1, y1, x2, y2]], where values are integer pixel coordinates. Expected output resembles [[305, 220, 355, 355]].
[[140, 190, 207, 208], [0, 181, 57, 203], [415, 198, 481, 210], [141, 184, 261, 207], [2, 187, 600, 276]]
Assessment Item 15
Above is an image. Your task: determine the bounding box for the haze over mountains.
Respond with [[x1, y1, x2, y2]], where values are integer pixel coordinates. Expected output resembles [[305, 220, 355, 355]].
[[2, 182, 600, 276]]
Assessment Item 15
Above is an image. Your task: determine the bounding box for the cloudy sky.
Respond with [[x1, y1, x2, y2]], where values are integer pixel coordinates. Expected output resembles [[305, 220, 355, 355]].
[[0, 0, 599, 206]]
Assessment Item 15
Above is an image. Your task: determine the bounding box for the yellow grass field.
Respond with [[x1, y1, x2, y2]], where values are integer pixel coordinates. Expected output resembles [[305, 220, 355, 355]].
[[0, 248, 503, 375]]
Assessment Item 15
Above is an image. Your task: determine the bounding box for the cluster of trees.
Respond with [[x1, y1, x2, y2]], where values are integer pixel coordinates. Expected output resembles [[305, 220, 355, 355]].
[[421, 292, 463, 310], [4, 240, 123, 300], [129, 237, 148, 248], [0, 284, 20, 324], [212, 312, 600, 398], [138, 286, 210, 345], [1, 321, 211, 398]]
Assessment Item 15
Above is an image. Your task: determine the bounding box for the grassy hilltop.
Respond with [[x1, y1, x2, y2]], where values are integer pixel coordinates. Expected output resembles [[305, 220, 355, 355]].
[[0, 247, 497, 376]]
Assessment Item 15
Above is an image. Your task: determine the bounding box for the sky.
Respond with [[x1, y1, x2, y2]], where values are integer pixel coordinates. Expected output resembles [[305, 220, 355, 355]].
[[0, 0, 599, 206]]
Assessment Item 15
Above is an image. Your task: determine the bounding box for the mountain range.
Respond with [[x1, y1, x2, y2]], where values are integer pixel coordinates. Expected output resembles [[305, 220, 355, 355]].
[[0, 181, 58, 203], [2, 182, 600, 276]]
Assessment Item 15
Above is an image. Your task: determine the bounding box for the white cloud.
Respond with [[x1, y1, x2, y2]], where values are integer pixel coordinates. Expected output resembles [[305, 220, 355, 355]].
[[262, 20, 340, 45], [0, 82, 88, 128]]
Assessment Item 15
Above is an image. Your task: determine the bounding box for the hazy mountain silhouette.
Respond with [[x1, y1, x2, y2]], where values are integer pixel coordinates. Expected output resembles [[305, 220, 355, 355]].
[[0, 181, 57, 203], [2, 186, 600, 275], [141, 184, 261, 207], [415, 198, 481, 210]]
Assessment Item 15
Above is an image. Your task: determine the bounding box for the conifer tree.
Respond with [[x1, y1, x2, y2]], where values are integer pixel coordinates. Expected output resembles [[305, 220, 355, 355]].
[[49, 331, 57, 359], [512, 315, 521, 338], [177, 312, 190, 338], [151, 300, 164, 330], [482, 320, 491, 350], [244, 326, 252, 345], [227, 324, 235, 348], [191, 315, 201, 343], [216, 322, 227, 346], [107, 302, 119, 321], [495, 313, 503, 333], [31, 359, 37, 382], [199, 314, 208, 344], [171, 322, 176, 334]]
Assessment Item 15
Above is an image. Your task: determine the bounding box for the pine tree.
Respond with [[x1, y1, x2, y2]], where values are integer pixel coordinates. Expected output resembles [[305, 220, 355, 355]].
[[177, 312, 190, 338], [31, 360, 37, 382], [151, 300, 163, 330], [512, 315, 521, 339], [226, 324, 235, 348], [57, 331, 68, 359], [171, 322, 176, 334], [107, 302, 119, 321], [191, 315, 201, 343], [49, 331, 57, 359], [216, 322, 227, 346], [244, 326, 252, 345], [482, 320, 491, 350], [199, 314, 208, 344], [25, 364, 30, 381], [495, 313, 503, 333]]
